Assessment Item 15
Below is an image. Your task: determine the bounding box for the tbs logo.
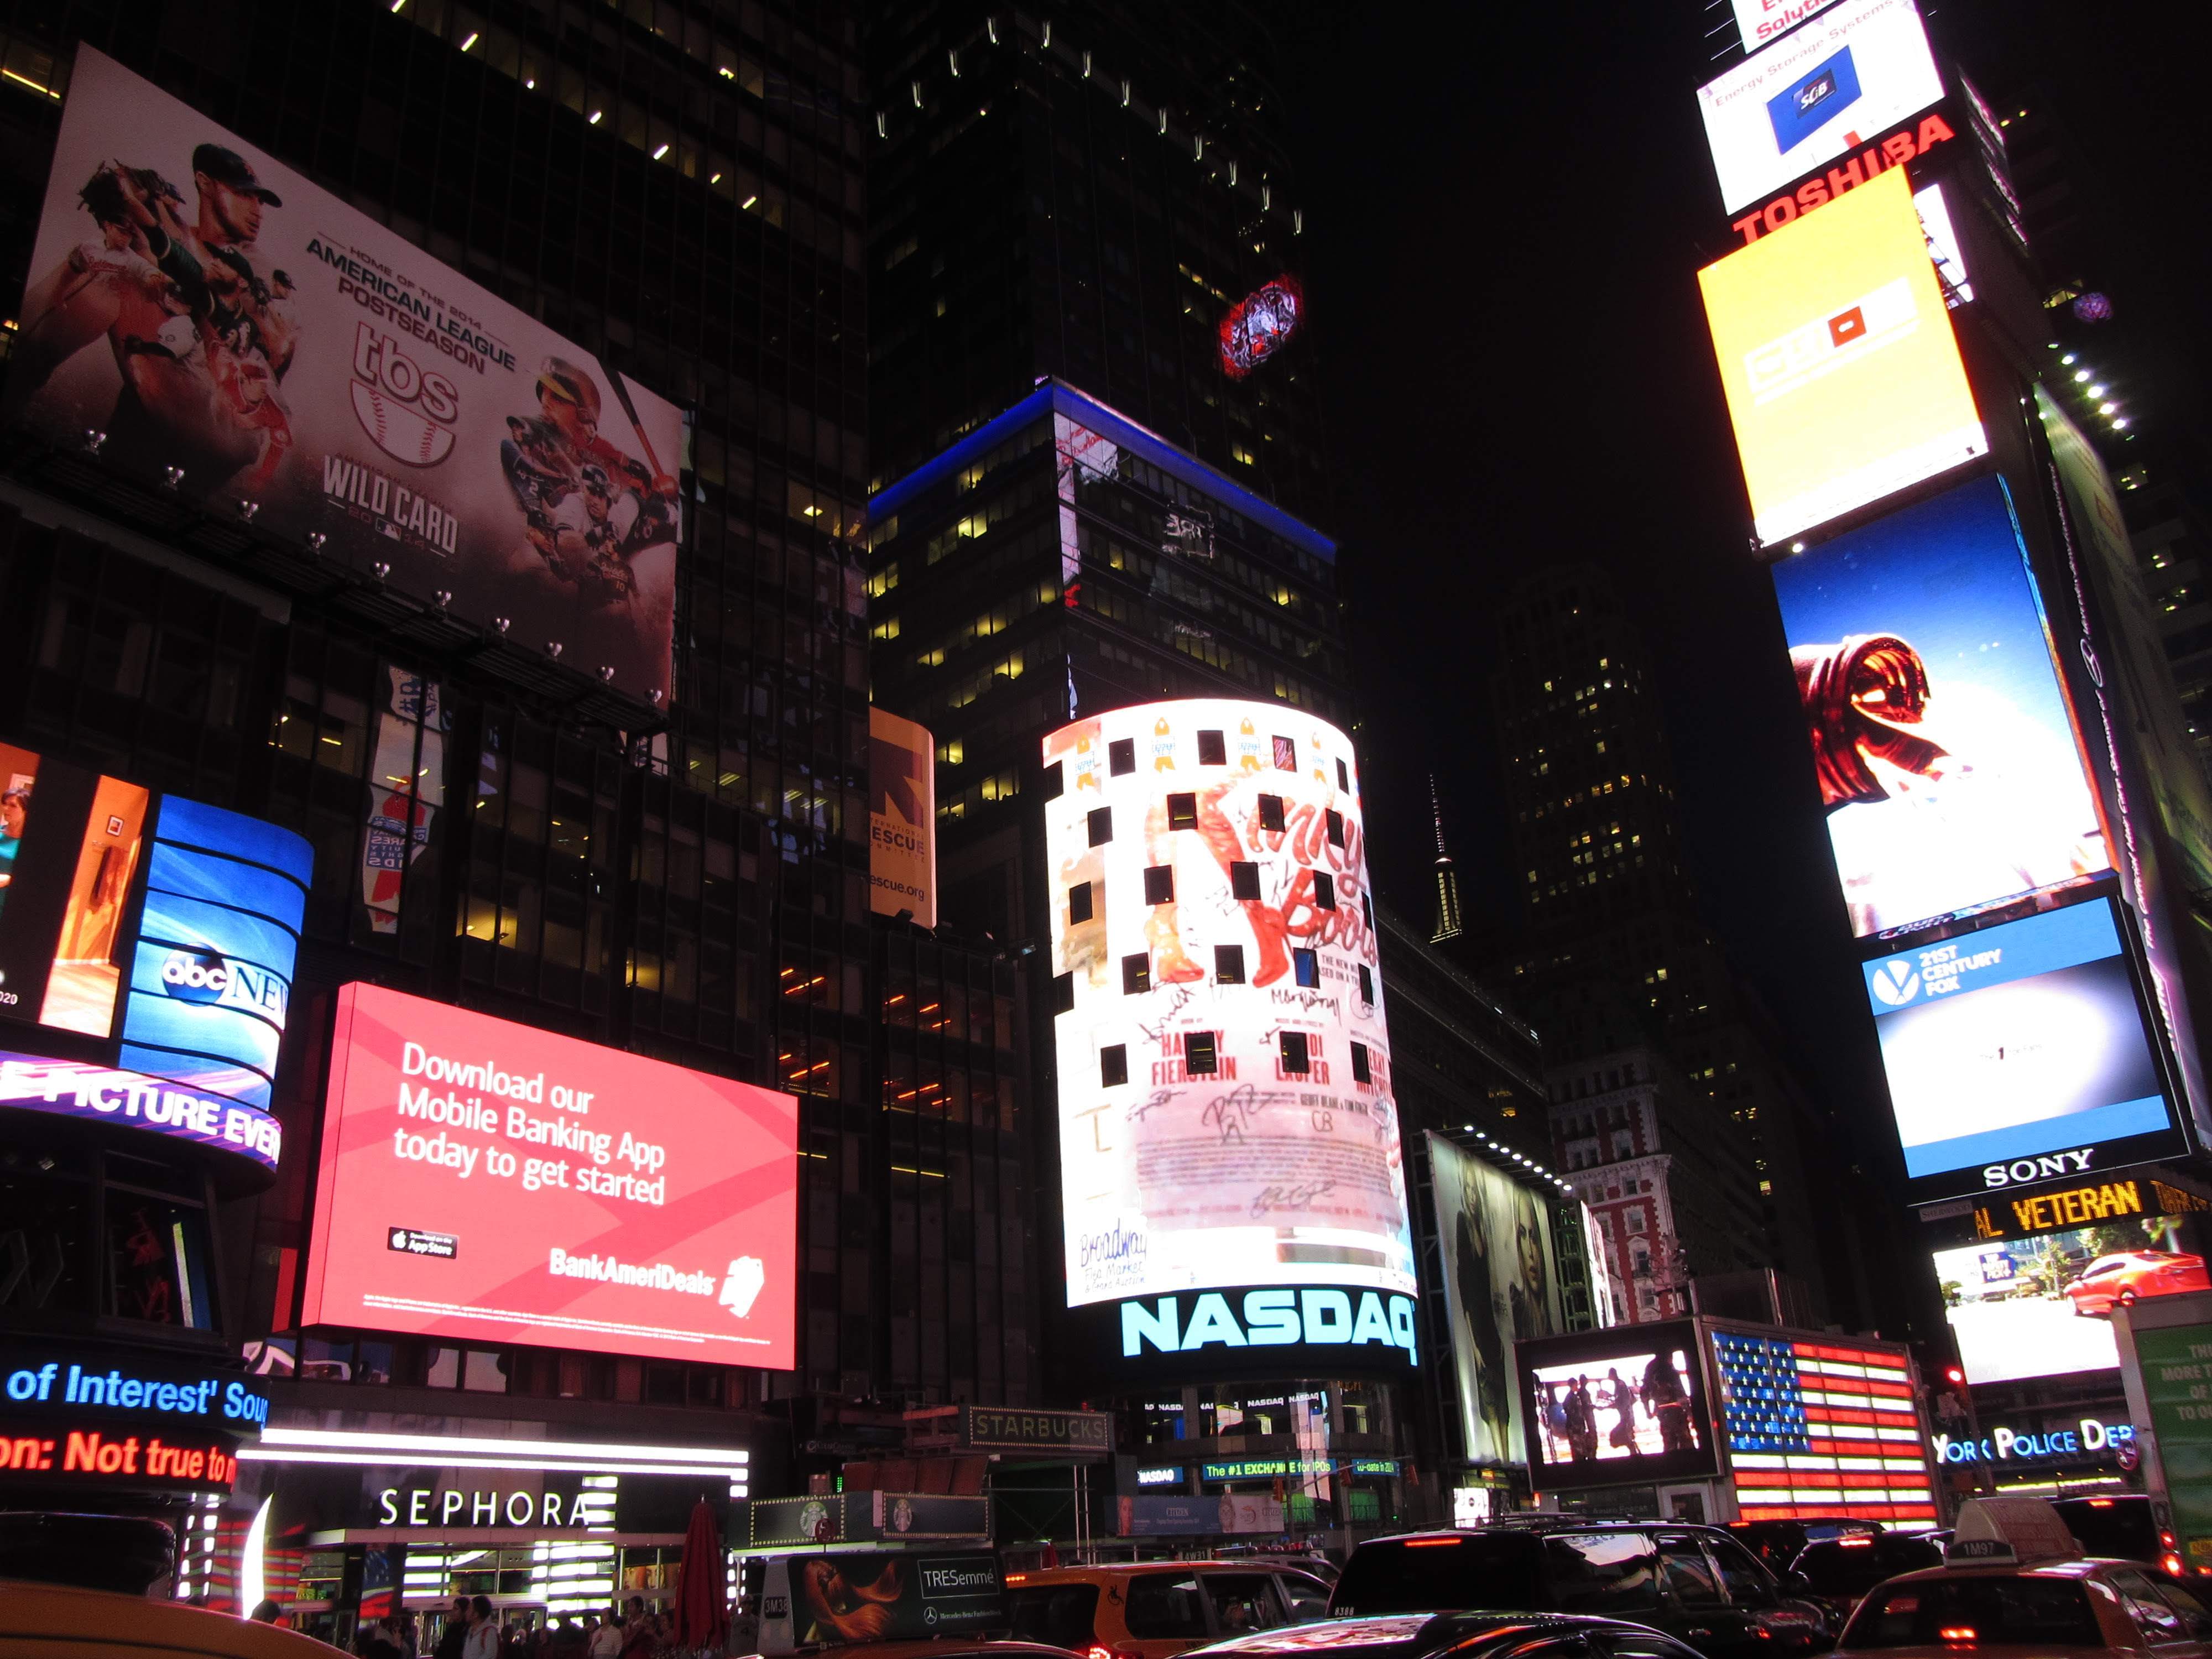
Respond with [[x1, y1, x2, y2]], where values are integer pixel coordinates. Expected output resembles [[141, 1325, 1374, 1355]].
[[351, 321, 459, 467], [161, 947, 289, 1024]]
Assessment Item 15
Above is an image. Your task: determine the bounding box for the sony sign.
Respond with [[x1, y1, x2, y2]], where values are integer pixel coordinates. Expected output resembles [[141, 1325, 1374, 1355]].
[[1983, 1149, 2095, 1190], [1119, 1287, 1418, 1365]]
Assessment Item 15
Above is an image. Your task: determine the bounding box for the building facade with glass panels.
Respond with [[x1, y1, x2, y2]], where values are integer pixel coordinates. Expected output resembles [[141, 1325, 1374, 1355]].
[[0, 0, 1042, 1629]]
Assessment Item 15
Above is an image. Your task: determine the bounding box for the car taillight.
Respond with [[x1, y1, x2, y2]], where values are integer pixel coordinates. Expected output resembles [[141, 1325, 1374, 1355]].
[[2165, 1554, 2188, 1577], [1938, 1627, 1978, 1644]]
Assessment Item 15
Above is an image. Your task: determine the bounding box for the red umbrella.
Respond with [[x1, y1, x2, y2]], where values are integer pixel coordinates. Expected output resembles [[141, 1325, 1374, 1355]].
[[674, 1496, 728, 1652]]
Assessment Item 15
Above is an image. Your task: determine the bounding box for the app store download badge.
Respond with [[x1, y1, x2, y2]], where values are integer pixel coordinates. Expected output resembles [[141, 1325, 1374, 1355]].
[[388, 1227, 458, 1259]]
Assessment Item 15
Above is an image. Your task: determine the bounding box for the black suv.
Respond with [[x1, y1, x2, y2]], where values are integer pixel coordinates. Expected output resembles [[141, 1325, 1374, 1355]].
[[2050, 1494, 2162, 1566], [1328, 1522, 1833, 1658]]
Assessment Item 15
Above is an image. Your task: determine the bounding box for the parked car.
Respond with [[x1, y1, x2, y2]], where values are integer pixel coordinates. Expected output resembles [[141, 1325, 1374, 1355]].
[[1327, 1523, 1832, 1657], [2061, 1251, 2211, 1317], [1724, 1521, 1881, 1575], [1787, 1533, 1945, 1628], [1835, 1555, 2212, 1654], [1005, 1561, 1336, 1659], [2049, 1494, 2166, 1568], [1187, 1611, 1707, 1659]]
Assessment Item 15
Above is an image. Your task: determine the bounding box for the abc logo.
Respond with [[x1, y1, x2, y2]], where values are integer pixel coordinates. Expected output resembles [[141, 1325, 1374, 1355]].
[[161, 948, 233, 1004]]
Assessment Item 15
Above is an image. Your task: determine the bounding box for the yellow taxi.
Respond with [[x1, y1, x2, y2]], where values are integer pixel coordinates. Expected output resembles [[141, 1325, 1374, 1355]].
[[0, 1578, 338, 1659], [1005, 1562, 1334, 1659], [1834, 1498, 2212, 1657]]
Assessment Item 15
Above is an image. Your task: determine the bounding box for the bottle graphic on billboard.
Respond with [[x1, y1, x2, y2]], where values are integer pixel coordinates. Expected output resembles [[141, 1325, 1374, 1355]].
[[1042, 700, 1414, 1314]]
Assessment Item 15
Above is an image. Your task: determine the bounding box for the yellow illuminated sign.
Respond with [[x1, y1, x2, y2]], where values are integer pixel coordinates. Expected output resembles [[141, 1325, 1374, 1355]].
[[1698, 165, 1985, 545], [1971, 1177, 2212, 1240]]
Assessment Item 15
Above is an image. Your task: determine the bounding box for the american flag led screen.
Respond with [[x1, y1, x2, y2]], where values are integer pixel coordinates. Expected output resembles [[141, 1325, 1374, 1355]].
[[1711, 1329, 1936, 1522]]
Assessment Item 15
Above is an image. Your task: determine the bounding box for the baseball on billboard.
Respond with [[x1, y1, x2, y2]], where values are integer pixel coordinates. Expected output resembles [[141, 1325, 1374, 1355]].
[[300, 983, 798, 1365], [3, 48, 683, 703]]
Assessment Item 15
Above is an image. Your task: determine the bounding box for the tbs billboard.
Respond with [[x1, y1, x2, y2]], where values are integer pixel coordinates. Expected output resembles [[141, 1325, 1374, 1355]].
[[300, 984, 799, 1366], [1041, 701, 1417, 1378], [5, 48, 682, 704]]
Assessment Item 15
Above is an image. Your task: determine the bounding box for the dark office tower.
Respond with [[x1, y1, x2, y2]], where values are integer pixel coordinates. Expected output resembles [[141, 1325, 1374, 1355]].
[[865, 2, 1329, 520], [1487, 565, 1840, 1322], [0, 1, 916, 1615], [865, 379, 1347, 943]]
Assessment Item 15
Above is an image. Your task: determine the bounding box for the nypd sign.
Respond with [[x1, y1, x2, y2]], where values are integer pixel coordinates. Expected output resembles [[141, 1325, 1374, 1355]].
[[1117, 1287, 1418, 1369]]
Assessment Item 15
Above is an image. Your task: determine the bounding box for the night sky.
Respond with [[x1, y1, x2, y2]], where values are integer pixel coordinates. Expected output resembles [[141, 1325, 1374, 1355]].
[[1265, 0, 2212, 1156]]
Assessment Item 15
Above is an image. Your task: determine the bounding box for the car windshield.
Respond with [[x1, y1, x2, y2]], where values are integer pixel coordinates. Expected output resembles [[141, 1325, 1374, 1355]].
[[1844, 1578, 2102, 1647], [1329, 1537, 1544, 1616], [1794, 1538, 1943, 1598], [1006, 1585, 1100, 1651]]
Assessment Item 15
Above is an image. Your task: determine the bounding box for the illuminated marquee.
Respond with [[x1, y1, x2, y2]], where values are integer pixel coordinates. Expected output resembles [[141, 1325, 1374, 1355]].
[[0, 1342, 267, 1495], [1119, 1286, 1420, 1367], [0, 1051, 283, 1173], [1042, 700, 1414, 1376], [1218, 276, 1303, 379], [1933, 1418, 2134, 1466], [1969, 1177, 2210, 1240], [1727, 109, 1958, 243]]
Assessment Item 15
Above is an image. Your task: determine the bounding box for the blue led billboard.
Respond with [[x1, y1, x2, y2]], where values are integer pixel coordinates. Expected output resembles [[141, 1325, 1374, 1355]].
[[1773, 475, 2111, 940], [1863, 898, 2187, 1200], [117, 796, 311, 1112]]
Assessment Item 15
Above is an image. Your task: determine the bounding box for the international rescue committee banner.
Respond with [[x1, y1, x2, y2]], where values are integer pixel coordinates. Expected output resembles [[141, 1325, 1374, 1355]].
[[4, 48, 684, 705], [868, 708, 936, 927]]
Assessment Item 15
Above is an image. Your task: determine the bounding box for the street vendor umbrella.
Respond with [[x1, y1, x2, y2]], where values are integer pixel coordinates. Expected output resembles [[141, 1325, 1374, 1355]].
[[675, 1496, 728, 1651]]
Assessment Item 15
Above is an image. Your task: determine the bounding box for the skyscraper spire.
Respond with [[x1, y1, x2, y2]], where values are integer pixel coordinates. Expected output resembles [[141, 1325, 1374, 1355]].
[[1430, 774, 1463, 943]]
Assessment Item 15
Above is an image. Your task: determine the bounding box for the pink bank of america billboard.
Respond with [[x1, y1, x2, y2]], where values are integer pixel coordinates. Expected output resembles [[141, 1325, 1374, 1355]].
[[4, 48, 682, 704]]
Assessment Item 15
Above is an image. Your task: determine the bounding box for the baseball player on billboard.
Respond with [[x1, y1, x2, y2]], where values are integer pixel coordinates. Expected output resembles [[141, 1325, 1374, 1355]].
[[498, 358, 676, 606], [13, 143, 295, 494]]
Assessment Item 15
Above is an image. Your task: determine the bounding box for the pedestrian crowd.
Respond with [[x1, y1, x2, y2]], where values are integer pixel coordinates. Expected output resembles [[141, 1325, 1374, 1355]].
[[249, 1593, 687, 1658]]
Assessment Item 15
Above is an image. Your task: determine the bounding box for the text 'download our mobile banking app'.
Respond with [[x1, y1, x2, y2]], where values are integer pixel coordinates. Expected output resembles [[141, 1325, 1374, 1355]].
[[300, 983, 799, 1366]]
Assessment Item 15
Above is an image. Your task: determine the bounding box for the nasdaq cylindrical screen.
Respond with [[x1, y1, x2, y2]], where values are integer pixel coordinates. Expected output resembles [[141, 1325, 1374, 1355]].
[[1042, 700, 1417, 1376]]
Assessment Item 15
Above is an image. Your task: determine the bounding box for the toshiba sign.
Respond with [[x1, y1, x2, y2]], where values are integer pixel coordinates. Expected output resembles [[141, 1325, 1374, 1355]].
[[301, 984, 799, 1366]]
